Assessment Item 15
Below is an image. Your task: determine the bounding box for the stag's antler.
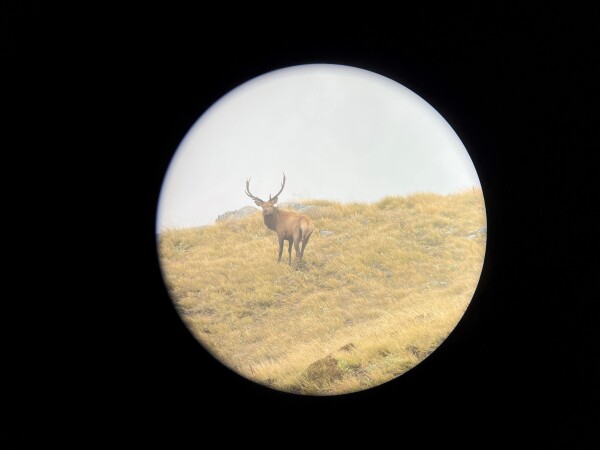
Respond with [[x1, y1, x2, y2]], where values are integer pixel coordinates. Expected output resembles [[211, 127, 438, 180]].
[[245, 178, 265, 203], [269, 173, 286, 201]]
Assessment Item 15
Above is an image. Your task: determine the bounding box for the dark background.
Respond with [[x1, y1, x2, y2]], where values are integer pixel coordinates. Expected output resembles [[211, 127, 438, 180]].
[[3, 4, 598, 447]]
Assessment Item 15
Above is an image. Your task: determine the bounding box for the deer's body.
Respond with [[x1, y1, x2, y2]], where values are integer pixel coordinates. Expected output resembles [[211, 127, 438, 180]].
[[264, 208, 314, 265], [245, 174, 314, 268]]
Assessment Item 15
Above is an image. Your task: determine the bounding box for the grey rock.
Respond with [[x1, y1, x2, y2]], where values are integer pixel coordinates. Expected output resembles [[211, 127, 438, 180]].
[[279, 202, 316, 212], [216, 206, 259, 222], [320, 230, 335, 236], [216, 202, 318, 223], [466, 226, 487, 239]]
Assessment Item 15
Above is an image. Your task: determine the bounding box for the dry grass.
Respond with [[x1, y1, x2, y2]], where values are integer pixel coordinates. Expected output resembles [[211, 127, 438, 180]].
[[157, 189, 486, 395]]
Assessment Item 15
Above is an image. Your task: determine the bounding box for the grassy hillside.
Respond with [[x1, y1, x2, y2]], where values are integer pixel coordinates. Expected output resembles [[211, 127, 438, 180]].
[[157, 190, 486, 395]]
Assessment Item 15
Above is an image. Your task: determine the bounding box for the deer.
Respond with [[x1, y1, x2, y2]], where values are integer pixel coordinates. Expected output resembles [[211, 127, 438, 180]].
[[245, 173, 315, 268]]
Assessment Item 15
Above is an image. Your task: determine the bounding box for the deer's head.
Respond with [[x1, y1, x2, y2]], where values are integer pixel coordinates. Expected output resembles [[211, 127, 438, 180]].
[[245, 173, 286, 217]]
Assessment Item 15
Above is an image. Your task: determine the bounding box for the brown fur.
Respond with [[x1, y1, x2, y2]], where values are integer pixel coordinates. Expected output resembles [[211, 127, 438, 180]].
[[246, 174, 315, 268]]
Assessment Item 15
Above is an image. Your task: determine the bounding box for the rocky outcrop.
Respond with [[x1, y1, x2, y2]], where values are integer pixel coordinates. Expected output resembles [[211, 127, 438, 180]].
[[216, 206, 259, 222], [466, 226, 487, 240], [217, 203, 318, 222], [278, 202, 316, 213]]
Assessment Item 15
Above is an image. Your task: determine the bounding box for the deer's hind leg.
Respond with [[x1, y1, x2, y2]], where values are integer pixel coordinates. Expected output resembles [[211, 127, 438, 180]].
[[291, 228, 303, 268], [300, 233, 311, 260], [293, 240, 302, 269], [277, 236, 284, 263], [287, 240, 293, 265]]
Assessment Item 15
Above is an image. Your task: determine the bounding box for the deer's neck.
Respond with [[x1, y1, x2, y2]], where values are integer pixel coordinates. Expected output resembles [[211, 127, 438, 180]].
[[264, 208, 280, 231]]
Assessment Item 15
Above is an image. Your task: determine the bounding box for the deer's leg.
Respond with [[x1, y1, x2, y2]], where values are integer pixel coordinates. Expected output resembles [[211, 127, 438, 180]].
[[288, 240, 293, 265], [300, 234, 311, 259], [293, 240, 301, 267], [277, 237, 284, 262]]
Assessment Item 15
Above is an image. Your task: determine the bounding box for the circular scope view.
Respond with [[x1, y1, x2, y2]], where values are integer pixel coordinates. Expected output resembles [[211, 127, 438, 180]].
[[156, 64, 486, 395]]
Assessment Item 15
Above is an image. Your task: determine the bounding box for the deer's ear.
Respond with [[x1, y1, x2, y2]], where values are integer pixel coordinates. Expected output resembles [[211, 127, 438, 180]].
[[270, 196, 278, 205], [254, 200, 264, 207]]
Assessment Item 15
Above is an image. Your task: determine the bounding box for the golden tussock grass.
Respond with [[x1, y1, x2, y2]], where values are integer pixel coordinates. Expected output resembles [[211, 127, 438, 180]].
[[157, 189, 486, 395]]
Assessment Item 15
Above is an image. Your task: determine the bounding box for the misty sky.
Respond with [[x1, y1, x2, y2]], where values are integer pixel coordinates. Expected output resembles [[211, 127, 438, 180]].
[[157, 64, 481, 230]]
